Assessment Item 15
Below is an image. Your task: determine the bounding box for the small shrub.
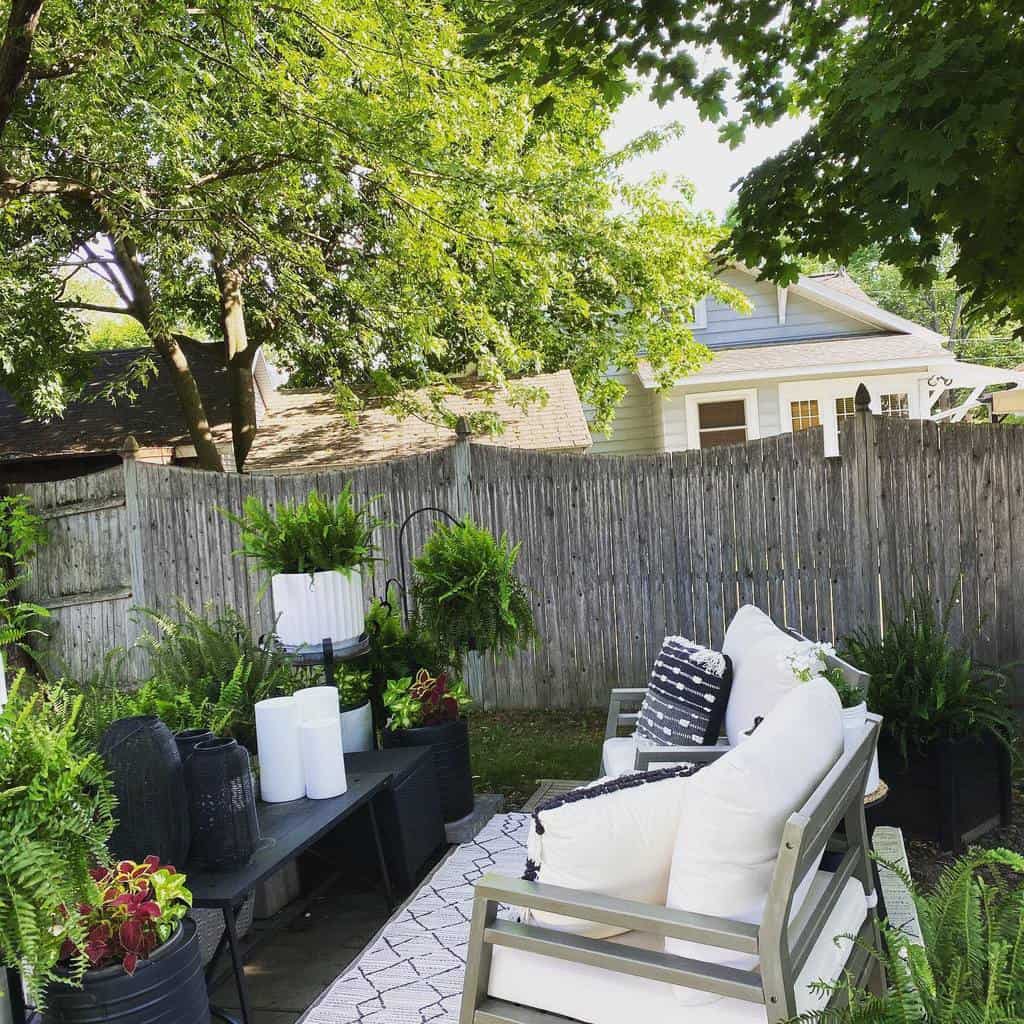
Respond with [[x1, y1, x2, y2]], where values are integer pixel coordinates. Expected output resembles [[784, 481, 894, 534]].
[[841, 590, 1015, 763], [224, 487, 384, 577], [383, 668, 471, 730], [0, 494, 49, 661], [412, 518, 535, 659]]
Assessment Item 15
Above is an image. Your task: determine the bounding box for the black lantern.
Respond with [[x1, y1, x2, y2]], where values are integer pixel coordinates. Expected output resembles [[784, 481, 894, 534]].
[[175, 728, 215, 768]]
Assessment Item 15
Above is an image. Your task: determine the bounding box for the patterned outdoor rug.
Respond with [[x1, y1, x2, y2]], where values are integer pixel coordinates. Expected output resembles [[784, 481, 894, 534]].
[[301, 812, 530, 1024]]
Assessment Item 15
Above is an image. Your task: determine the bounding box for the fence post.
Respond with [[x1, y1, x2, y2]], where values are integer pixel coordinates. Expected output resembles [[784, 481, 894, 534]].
[[121, 440, 148, 671], [451, 419, 486, 705], [845, 385, 882, 634]]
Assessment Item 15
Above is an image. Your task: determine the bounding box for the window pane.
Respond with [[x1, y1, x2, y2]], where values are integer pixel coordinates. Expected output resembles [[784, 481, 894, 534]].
[[698, 400, 746, 429], [699, 427, 748, 448], [881, 393, 910, 418], [790, 399, 821, 431], [835, 396, 856, 423]]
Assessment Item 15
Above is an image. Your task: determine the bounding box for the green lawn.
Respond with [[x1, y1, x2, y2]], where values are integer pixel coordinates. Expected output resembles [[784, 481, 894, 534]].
[[469, 708, 606, 809]]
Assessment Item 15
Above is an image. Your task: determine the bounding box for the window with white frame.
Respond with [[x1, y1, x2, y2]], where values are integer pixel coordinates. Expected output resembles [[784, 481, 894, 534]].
[[790, 399, 821, 432], [696, 399, 748, 448], [835, 396, 857, 426], [881, 392, 910, 418]]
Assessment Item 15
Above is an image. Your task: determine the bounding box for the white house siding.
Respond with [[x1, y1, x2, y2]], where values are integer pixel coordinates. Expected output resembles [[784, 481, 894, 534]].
[[587, 371, 662, 454], [704, 269, 880, 348]]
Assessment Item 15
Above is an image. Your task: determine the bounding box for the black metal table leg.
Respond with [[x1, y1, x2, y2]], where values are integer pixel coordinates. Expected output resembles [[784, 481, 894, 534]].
[[367, 798, 395, 911], [206, 902, 250, 1024]]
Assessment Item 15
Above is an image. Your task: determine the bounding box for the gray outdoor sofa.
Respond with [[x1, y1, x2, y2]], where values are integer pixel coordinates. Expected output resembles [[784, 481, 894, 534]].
[[459, 710, 885, 1024]]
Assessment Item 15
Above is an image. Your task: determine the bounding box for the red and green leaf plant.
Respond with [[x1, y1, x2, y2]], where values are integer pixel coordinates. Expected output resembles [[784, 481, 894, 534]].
[[383, 668, 472, 730], [59, 856, 193, 976]]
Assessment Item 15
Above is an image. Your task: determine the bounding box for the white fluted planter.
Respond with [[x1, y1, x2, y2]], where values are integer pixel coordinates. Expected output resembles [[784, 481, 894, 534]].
[[341, 700, 374, 753], [271, 569, 365, 648], [842, 701, 881, 795]]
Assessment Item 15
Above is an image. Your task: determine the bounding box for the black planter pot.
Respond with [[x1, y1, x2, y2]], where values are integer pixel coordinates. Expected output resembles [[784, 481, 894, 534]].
[[186, 738, 260, 870], [175, 729, 214, 768], [383, 717, 473, 822], [872, 731, 1012, 852], [99, 716, 190, 866], [42, 918, 210, 1024]]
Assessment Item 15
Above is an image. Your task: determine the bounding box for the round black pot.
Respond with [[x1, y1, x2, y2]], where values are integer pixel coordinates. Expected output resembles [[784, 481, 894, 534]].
[[99, 716, 190, 866], [42, 918, 210, 1024], [383, 717, 473, 822]]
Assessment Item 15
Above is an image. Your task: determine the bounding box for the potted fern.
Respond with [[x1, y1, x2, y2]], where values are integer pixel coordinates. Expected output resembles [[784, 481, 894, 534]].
[[382, 669, 473, 822], [225, 487, 383, 648], [842, 591, 1016, 851], [411, 518, 535, 661]]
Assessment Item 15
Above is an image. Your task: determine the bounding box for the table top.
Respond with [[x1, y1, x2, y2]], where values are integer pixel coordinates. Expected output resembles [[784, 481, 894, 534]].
[[186, 770, 390, 906]]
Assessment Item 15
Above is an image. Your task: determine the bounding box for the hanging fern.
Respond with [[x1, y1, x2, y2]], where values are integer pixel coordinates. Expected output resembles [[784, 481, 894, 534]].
[[797, 847, 1024, 1023], [411, 518, 536, 659], [0, 676, 116, 1006]]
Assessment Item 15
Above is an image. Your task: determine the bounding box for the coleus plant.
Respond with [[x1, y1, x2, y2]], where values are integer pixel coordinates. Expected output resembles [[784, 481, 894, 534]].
[[59, 856, 192, 975], [383, 668, 472, 730]]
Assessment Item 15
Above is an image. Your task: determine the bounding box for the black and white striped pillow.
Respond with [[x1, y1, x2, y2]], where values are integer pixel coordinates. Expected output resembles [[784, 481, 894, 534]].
[[636, 636, 733, 746]]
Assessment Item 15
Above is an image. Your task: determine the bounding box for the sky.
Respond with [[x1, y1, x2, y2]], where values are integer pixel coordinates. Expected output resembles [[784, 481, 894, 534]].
[[603, 90, 812, 220]]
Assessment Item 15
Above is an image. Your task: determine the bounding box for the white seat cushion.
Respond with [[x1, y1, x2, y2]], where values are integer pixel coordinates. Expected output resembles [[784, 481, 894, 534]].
[[723, 605, 814, 746], [488, 871, 867, 1024], [665, 678, 843, 1002], [601, 735, 637, 776]]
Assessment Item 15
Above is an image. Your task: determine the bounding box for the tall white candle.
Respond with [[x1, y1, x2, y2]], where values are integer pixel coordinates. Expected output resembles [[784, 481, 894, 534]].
[[300, 719, 348, 799], [254, 697, 306, 803]]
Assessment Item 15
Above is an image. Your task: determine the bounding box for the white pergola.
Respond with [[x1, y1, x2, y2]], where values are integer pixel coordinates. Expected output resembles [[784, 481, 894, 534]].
[[926, 360, 1024, 421]]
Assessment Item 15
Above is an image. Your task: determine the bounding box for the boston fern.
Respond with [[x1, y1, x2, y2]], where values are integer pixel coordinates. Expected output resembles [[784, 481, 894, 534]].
[[412, 518, 535, 659], [801, 847, 1024, 1023], [841, 590, 1015, 763], [0, 678, 116, 1005], [224, 486, 384, 577]]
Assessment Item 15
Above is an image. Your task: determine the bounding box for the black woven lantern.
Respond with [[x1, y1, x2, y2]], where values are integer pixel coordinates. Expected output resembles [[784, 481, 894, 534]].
[[175, 728, 215, 767], [186, 738, 260, 870], [99, 716, 191, 866]]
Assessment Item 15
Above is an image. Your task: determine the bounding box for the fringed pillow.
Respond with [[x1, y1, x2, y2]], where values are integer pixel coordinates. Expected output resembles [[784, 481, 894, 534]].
[[637, 636, 733, 746], [520, 765, 696, 938]]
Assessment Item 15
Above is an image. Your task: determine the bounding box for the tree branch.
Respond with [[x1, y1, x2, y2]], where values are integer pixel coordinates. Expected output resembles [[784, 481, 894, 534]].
[[0, 173, 93, 204], [57, 300, 134, 315], [0, 0, 45, 141]]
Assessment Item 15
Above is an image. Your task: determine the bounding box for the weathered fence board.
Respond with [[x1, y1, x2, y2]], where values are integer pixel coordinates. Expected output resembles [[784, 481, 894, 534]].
[[10, 412, 1024, 709]]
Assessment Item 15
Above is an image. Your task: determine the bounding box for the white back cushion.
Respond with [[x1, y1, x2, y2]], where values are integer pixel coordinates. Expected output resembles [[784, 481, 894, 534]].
[[723, 604, 812, 746], [524, 767, 693, 938], [665, 678, 843, 1003]]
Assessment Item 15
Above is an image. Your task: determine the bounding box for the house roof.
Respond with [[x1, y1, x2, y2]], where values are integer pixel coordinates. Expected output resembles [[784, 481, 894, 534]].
[[0, 340, 232, 463], [245, 371, 591, 473], [805, 271, 874, 304], [636, 333, 952, 389]]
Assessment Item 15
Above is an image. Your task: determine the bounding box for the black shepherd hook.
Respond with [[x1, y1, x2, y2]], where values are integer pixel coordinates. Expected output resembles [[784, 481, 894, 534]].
[[381, 505, 459, 623]]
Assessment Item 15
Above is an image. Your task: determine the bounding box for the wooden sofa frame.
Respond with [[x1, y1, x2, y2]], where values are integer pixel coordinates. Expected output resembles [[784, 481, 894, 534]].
[[459, 713, 885, 1024], [605, 631, 870, 772]]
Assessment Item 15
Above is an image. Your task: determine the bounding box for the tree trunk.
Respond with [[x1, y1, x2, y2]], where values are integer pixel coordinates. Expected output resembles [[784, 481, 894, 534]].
[[103, 221, 225, 472], [0, 0, 44, 142], [213, 252, 257, 471]]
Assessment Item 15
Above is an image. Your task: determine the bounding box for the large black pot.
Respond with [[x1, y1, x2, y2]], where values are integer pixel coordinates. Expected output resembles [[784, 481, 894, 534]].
[[872, 731, 1012, 852], [42, 918, 210, 1024], [99, 716, 190, 866], [383, 717, 473, 822]]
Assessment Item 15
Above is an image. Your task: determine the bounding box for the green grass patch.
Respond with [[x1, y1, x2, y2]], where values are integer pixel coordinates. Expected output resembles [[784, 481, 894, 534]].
[[469, 708, 606, 809]]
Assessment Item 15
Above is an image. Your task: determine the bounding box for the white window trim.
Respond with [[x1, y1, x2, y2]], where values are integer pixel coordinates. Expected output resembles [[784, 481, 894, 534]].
[[686, 296, 708, 329], [779, 375, 925, 456], [777, 286, 788, 325], [685, 388, 760, 450]]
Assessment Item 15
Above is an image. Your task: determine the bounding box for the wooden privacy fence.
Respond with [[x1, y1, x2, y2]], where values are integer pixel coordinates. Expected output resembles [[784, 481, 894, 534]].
[[10, 406, 1024, 709]]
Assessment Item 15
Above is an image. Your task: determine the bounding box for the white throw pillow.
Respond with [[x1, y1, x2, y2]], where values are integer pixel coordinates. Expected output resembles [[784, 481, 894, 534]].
[[523, 766, 694, 938], [665, 678, 843, 1004], [722, 604, 813, 746]]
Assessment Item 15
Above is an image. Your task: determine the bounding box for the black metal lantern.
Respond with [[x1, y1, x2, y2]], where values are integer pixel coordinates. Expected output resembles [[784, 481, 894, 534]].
[[99, 716, 191, 866], [175, 728, 215, 768], [186, 738, 260, 870]]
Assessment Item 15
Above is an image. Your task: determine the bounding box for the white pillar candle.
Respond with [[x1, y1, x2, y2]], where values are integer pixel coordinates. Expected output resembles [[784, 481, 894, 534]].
[[300, 719, 348, 799], [295, 685, 343, 745], [254, 697, 306, 803]]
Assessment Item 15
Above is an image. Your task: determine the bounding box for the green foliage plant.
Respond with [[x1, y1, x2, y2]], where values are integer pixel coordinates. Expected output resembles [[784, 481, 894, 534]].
[[411, 518, 536, 659], [0, 678, 116, 1005], [383, 668, 472, 731], [801, 847, 1024, 1023], [841, 590, 1016, 764], [225, 488, 384, 578], [0, 495, 50, 658]]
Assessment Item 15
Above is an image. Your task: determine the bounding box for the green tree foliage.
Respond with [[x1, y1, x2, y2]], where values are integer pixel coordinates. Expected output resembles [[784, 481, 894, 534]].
[[479, 1, 1024, 332], [0, 1, 735, 469]]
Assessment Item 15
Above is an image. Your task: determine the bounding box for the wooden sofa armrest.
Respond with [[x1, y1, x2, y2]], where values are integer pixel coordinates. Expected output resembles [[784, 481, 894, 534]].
[[604, 687, 648, 740], [633, 742, 731, 770]]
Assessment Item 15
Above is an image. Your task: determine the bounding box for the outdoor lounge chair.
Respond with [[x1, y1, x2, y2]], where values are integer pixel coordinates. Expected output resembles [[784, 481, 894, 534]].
[[459, 710, 884, 1024], [601, 611, 870, 775]]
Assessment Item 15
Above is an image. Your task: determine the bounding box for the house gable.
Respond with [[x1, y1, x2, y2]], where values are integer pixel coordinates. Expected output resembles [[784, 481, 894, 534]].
[[701, 268, 890, 349]]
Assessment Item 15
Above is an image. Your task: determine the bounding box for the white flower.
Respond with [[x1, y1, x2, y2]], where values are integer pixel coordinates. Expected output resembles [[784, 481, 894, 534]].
[[782, 642, 834, 683]]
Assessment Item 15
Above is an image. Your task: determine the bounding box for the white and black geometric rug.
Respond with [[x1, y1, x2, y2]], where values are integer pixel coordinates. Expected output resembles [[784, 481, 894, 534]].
[[301, 812, 529, 1023]]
